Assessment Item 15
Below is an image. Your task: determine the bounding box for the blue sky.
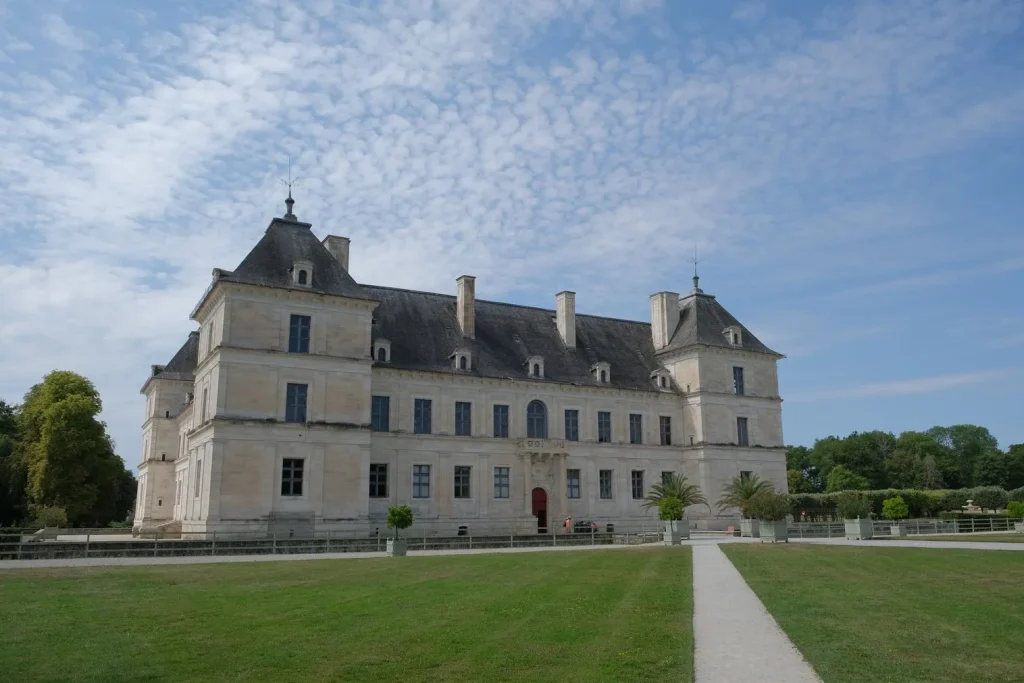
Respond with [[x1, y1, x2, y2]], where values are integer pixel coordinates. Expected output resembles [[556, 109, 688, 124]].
[[1, 0, 1022, 466]]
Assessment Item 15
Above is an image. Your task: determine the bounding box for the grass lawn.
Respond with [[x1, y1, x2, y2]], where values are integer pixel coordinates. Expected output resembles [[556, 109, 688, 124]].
[[723, 544, 1024, 683], [911, 534, 1024, 543], [0, 547, 693, 682]]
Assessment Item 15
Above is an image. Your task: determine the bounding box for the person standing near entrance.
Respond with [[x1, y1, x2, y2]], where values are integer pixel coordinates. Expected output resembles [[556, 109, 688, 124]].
[[564, 516, 572, 534]]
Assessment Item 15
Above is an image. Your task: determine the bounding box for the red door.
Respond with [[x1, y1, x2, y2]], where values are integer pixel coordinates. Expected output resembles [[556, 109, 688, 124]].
[[531, 487, 547, 533]]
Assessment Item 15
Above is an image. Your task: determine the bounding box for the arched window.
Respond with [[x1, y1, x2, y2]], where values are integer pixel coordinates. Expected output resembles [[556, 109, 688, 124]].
[[660, 376, 667, 388], [532, 363, 540, 377], [459, 355, 467, 370], [298, 270, 308, 285], [600, 370, 607, 383], [377, 347, 387, 362], [527, 400, 548, 438]]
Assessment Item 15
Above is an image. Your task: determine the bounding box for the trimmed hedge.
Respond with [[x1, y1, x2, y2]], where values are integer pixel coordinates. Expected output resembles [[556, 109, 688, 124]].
[[789, 486, 1017, 521]]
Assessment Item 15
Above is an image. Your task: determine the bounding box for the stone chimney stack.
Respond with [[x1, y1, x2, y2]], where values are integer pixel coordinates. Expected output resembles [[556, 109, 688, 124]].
[[322, 236, 351, 271], [556, 291, 576, 349], [650, 291, 680, 351], [457, 275, 476, 339]]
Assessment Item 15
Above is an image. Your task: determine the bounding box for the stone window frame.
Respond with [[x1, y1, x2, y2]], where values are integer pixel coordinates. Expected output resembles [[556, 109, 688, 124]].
[[591, 361, 611, 384], [369, 463, 388, 498], [526, 399, 548, 439], [659, 415, 673, 446], [280, 458, 305, 497], [628, 413, 643, 445], [493, 466, 511, 499], [373, 338, 391, 363], [450, 348, 472, 371], [285, 383, 308, 423], [412, 464, 431, 499], [371, 395, 390, 432], [566, 468, 581, 499], [597, 410, 612, 443], [733, 366, 745, 395], [631, 470, 645, 500], [454, 401, 472, 437], [651, 369, 672, 391], [453, 465, 472, 499], [413, 396, 433, 435], [526, 355, 545, 378], [289, 314, 311, 354], [723, 325, 743, 347], [492, 404, 510, 438], [737, 416, 750, 447], [599, 469, 614, 500], [563, 407, 580, 442], [291, 259, 314, 287]]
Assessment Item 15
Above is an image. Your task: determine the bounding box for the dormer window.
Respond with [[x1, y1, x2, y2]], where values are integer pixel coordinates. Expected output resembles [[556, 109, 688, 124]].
[[591, 362, 611, 384], [526, 355, 544, 378], [291, 260, 313, 287], [450, 348, 472, 371], [373, 338, 391, 363], [651, 369, 672, 390], [724, 326, 742, 347]]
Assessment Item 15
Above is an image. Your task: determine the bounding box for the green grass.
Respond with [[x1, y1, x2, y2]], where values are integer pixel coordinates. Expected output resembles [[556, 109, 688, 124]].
[[911, 534, 1024, 543], [0, 547, 693, 682], [723, 544, 1024, 683]]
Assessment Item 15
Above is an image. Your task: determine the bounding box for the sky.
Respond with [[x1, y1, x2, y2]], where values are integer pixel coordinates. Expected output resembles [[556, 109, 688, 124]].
[[1, 0, 1022, 469]]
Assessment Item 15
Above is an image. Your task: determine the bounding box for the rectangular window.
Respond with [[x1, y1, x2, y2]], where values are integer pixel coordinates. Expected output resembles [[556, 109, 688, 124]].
[[631, 470, 644, 500], [454, 465, 472, 499], [733, 366, 745, 395], [494, 466, 510, 499], [285, 383, 308, 423], [660, 416, 672, 446], [599, 469, 613, 499], [566, 468, 581, 499], [598, 411, 612, 443], [413, 464, 431, 498], [662, 471, 674, 486], [371, 396, 390, 432], [455, 401, 472, 437], [740, 470, 752, 481], [194, 459, 202, 498], [369, 463, 388, 498], [414, 398, 432, 434], [629, 413, 642, 444], [493, 405, 509, 438], [281, 458, 304, 496], [564, 409, 579, 441], [289, 314, 311, 353], [737, 417, 749, 447]]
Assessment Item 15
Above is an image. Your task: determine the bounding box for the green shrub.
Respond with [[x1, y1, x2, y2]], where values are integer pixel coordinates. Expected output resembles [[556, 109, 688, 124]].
[[1009, 487, 1024, 503], [971, 487, 1009, 512], [836, 492, 871, 519], [32, 506, 68, 528], [748, 492, 792, 521], [658, 496, 684, 521], [881, 496, 909, 521], [1006, 501, 1024, 518], [942, 489, 971, 512], [386, 505, 413, 539]]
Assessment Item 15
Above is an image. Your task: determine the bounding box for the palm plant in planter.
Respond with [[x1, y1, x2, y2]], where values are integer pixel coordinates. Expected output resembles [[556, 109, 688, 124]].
[[643, 473, 707, 514], [386, 505, 413, 557], [717, 474, 773, 538], [747, 491, 791, 543], [836, 492, 873, 540], [658, 496, 688, 545], [881, 496, 909, 538], [1008, 501, 1024, 533]]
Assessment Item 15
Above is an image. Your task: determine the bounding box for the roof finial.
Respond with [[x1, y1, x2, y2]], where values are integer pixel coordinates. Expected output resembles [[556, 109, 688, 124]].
[[689, 244, 703, 294], [279, 157, 301, 221]]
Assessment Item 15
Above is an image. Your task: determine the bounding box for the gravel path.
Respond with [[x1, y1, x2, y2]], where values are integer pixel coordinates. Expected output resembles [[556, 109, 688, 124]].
[[692, 544, 821, 683]]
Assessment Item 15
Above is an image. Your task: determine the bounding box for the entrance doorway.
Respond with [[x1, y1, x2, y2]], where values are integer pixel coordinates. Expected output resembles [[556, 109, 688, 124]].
[[531, 487, 547, 533]]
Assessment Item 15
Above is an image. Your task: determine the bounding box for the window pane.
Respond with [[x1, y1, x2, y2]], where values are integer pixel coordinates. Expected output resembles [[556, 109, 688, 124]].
[[527, 400, 547, 438], [566, 468, 580, 499], [286, 383, 308, 423], [564, 409, 579, 441], [494, 467, 510, 498], [454, 465, 471, 499], [413, 464, 430, 498], [629, 414, 642, 444], [371, 396, 390, 432], [493, 405, 509, 438], [414, 399, 432, 434], [662, 471, 674, 485], [281, 458, 304, 496], [733, 367, 745, 395], [660, 416, 672, 446], [737, 417, 749, 446], [598, 411, 611, 443], [455, 402, 472, 436], [599, 470, 613, 499], [631, 470, 644, 499], [369, 463, 388, 498], [289, 315, 311, 353]]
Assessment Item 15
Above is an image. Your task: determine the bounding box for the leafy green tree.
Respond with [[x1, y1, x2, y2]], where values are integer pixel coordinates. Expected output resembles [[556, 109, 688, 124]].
[[974, 450, 1010, 488], [885, 431, 949, 489], [32, 505, 68, 528], [1008, 444, 1024, 490], [825, 464, 870, 492], [881, 496, 909, 521], [920, 455, 945, 490], [643, 473, 707, 512], [658, 496, 684, 521], [717, 474, 773, 518], [785, 445, 823, 491], [927, 425, 999, 489], [787, 468, 811, 494], [0, 399, 28, 526], [746, 492, 791, 521], [386, 505, 413, 539]]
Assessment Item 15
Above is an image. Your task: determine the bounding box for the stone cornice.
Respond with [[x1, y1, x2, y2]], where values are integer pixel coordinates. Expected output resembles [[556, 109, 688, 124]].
[[686, 390, 783, 403], [655, 343, 785, 364], [191, 280, 377, 323]]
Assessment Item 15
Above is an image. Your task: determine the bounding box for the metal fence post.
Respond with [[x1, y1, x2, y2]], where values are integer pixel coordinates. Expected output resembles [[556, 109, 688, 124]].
[[272, 532, 277, 554], [510, 534, 514, 548], [212, 531, 217, 556], [971, 518, 975, 534], [85, 533, 90, 558]]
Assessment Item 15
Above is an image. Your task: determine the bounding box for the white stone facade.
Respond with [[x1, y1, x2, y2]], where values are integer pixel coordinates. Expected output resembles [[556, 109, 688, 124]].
[[133, 212, 786, 538]]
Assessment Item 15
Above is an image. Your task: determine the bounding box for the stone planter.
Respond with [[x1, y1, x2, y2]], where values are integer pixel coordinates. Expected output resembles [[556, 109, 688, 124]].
[[386, 538, 407, 557], [740, 519, 760, 538], [890, 524, 906, 538], [759, 520, 788, 543], [844, 518, 873, 540], [1014, 521, 1024, 534], [663, 520, 690, 545]]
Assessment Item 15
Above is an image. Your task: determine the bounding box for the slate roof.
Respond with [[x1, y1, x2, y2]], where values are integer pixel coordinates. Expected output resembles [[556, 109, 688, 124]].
[[660, 291, 780, 357], [141, 331, 199, 393], [217, 217, 372, 301]]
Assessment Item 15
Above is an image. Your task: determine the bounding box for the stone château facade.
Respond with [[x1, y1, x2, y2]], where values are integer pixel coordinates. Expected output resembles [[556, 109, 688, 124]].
[[133, 197, 787, 537]]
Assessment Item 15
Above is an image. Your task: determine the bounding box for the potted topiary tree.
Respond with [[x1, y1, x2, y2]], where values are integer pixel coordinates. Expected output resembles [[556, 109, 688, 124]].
[[386, 505, 413, 557], [837, 492, 873, 540], [717, 474, 773, 538], [659, 496, 688, 545], [748, 491, 791, 543], [882, 496, 909, 538], [1008, 501, 1024, 533]]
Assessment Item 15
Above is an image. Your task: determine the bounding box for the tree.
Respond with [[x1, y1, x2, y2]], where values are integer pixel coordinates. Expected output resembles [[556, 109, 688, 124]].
[[1008, 444, 1024, 490], [386, 505, 413, 539], [881, 496, 909, 522], [658, 496, 684, 522], [785, 445, 823, 491], [825, 465, 869, 493], [746, 492, 791, 521], [17, 371, 133, 526], [643, 473, 707, 512], [974, 450, 1010, 488], [0, 399, 28, 526], [885, 431, 949, 489], [927, 425, 999, 489], [787, 468, 811, 494], [717, 474, 773, 518]]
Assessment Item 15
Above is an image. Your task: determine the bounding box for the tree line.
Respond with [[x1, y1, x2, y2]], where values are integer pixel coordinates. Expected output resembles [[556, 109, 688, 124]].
[[786, 425, 1024, 494], [0, 371, 136, 528]]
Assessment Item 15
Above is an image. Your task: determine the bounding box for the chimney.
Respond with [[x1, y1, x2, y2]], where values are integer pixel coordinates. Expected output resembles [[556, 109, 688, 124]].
[[556, 291, 576, 349], [650, 291, 680, 351], [322, 235, 350, 271], [457, 275, 476, 338]]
